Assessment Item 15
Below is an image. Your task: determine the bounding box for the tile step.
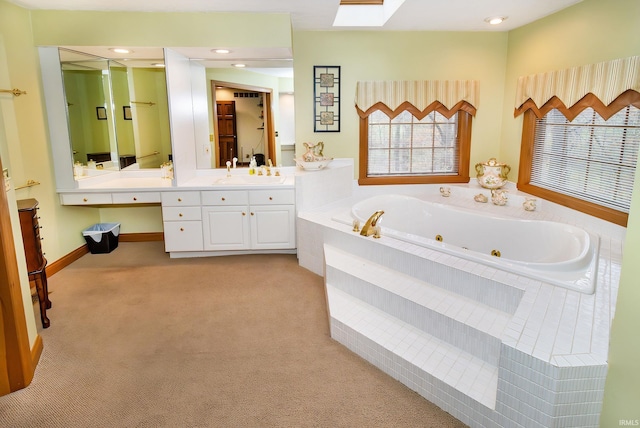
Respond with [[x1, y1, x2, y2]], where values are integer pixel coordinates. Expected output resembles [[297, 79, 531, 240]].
[[324, 244, 511, 341], [326, 283, 498, 409]]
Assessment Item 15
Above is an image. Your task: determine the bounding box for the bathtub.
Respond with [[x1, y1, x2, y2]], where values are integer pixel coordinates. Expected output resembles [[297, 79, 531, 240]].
[[348, 194, 599, 294]]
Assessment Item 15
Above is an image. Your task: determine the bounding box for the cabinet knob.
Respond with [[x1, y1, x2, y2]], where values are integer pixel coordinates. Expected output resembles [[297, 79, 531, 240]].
[[251, 212, 254, 216], [221, 197, 225, 201], [179, 213, 183, 217], [178, 198, 182, 202], [269, 197, 273, 201], [83, 198, 88, 202], [180, 227, 184, 232], [242, 212, 246, 216], [133, 197, 137, 201]]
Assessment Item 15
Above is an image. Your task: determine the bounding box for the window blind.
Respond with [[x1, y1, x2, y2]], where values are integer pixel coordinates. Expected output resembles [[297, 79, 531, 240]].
[[530, 106, 640, 213]]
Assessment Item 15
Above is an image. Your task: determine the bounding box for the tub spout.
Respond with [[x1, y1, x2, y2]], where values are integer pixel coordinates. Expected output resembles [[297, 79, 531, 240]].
[[360, 210, 384, 236]]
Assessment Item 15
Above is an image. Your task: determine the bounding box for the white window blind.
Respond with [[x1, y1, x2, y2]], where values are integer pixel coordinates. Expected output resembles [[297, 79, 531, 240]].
[[367, 110, 459, 176], [531, 106, 640, 213]]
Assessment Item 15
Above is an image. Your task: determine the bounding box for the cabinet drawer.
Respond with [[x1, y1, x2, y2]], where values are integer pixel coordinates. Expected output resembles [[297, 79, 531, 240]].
[[249, 189, 295, 205], [113, 192, 161, 204], [201, 190, 249, 206], [163, 221, 203, 252], [161, 191, 200, 206], [162, 206, 202, 221], [60, 193, 112, 205]]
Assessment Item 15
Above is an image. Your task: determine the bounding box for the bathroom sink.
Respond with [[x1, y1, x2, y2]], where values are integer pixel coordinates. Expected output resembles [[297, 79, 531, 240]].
[[215, 175, 286, 185]]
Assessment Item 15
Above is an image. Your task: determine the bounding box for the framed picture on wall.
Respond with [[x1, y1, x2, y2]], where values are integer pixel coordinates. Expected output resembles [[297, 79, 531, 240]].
[[314, 66, 340, 132], [96, 106, 107, 120]]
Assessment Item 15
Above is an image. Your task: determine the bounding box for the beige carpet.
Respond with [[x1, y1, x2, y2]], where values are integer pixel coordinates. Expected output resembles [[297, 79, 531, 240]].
[[0, 242, 466, 428]]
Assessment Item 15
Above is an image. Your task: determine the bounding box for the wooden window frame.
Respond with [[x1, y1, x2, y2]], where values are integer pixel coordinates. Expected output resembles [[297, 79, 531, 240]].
[[358, 102, 472, 186], [517, 90, 640, 227]]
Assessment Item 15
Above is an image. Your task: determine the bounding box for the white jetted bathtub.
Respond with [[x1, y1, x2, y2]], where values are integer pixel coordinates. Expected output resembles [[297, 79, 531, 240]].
[[349, 194, 599, 294]]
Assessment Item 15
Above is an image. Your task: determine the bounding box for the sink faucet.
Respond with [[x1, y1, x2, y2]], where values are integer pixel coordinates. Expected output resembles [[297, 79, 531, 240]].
[[360, 210, 384, 236], [226, 160, 231, 177]]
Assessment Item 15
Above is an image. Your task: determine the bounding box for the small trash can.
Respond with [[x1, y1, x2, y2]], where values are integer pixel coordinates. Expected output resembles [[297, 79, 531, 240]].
[[82, 223, 120, 254]]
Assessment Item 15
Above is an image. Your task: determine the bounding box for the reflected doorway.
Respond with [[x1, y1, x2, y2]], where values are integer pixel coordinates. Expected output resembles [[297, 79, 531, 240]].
[[211, 81, 276, 167], [216, 100, 237, 166]]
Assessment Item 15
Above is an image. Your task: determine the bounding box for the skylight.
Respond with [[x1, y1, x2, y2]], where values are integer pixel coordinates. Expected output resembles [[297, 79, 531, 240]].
[[333, 0, 406, 27]]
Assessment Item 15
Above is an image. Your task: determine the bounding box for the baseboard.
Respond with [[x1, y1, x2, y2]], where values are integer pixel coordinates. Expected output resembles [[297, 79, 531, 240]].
[[30, 334, 43, 373], [46, 233, 164, 277], [46, 245, 88, 277], [119, 232, 164, 242]]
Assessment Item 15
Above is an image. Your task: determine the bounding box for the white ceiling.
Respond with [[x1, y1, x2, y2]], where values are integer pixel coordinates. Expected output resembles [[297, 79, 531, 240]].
[[7, 0, 582, 32], [9, 0, 583, 76]]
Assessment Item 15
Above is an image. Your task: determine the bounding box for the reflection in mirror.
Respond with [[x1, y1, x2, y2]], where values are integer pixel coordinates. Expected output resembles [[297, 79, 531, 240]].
[[59, 49, 116, 168], [59, 48, 171, 172], [187, 47, 294, 169]]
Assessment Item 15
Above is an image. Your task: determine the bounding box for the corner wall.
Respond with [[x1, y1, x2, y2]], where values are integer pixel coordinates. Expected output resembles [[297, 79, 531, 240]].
[[500, 0, 640, 425]]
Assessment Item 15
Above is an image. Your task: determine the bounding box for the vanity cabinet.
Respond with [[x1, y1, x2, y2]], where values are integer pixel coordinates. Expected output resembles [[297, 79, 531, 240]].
[[201, 189, 295, 251], [161, 191, 203, 252]]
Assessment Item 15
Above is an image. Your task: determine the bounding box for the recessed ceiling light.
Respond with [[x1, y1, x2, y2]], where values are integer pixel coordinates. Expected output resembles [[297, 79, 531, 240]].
[[110, 48, 132, 54], [213, 49, 231, 54], [233, 63, 246, 68], [485, 16, 507, 25]]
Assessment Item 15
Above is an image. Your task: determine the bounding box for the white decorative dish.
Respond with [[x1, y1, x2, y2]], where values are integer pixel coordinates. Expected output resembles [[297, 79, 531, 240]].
[[295, 157, 333, 170]]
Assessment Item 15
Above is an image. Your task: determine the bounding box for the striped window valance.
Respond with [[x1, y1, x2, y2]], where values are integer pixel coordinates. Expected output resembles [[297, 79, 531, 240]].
[[355, 80, 479, 119], [514, 56, 640, 119]]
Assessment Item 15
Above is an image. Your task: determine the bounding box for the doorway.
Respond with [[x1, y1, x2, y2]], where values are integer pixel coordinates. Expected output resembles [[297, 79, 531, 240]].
[[216, 100, 237, 167], [211, 81, 276, 168]]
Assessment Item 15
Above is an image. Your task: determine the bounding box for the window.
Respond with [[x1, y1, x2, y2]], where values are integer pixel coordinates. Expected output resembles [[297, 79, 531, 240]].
[[355, 80, 478, 185], [358, 105, 472, 185], [518, 103, 640, 226]]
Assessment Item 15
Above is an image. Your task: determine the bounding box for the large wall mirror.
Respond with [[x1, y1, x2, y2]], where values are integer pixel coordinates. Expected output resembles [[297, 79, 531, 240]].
[[59, 47, 171, 171], [186, 47, 294, 170]]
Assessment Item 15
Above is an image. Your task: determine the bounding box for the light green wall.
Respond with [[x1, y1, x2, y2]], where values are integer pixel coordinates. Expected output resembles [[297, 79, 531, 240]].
[[63, 69, 111, 160], [497, 1, 640, 425], [499, 0, 640, 179], [130, 68, 171, 167], [0, 0, 101, 267], [501, 3, 640, 422], [30, 11, 292, 49], [111, 67, 135, 157], [292, 31, 509, 174]]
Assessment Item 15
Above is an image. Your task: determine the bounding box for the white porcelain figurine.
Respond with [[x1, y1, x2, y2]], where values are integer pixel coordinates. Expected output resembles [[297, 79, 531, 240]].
[[523, 197, 537, 211], [491, 189, 508, 206], [440, 187, 451, 197]]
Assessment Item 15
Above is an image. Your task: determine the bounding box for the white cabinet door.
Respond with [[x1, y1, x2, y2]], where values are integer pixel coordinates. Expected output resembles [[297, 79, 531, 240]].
[[202, 206, 250, 250], [249, 205, 296, 250]]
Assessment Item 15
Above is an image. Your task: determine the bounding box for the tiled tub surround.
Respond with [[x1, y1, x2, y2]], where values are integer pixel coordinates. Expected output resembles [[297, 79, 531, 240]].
[[297, 182, 623, 428]]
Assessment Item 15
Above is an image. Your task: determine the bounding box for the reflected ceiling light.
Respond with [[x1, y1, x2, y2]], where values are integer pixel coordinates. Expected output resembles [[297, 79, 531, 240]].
[[110, 48, 132, 54], [152, 63, 165, 68], [233, 63, 246, 68], [213, 49, 231, 54], [484, 16, 507, 25]]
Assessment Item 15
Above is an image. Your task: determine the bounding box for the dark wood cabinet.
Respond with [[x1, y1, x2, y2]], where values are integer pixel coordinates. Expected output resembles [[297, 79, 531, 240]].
[[17, 198, 51, 328]]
